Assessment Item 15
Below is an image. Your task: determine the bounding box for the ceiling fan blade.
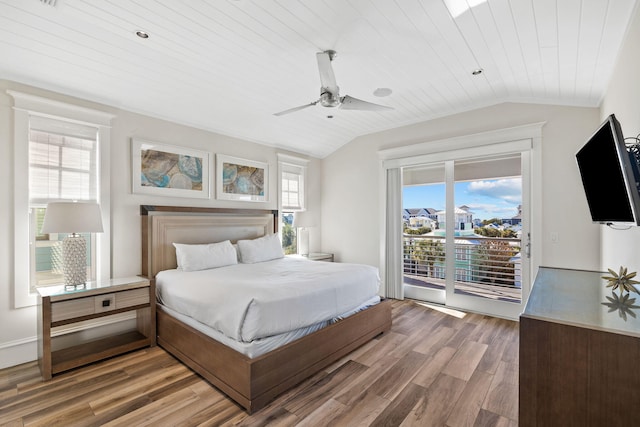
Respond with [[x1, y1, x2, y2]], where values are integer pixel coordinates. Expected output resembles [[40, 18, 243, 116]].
[[339, 95, 393, 111], [316, 51, 339, 94], [273, 101, 318, 116]]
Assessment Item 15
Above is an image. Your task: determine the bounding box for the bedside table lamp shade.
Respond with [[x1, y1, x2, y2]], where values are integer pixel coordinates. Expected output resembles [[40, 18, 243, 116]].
[[41, 202, 104, 287], [293, 211, 315, 257]]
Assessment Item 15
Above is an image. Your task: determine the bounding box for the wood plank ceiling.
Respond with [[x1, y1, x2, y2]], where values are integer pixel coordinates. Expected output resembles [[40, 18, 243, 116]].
[[0, 0, 637, 158]]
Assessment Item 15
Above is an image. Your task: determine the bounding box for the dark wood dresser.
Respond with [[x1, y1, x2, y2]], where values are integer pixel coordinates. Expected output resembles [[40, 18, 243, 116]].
[[520, 266, 640, 427]]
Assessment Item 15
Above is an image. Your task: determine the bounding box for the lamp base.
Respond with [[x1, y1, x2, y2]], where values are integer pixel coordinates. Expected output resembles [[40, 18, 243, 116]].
[[62, 233, 87, 287], [299, 227, 310, 257]]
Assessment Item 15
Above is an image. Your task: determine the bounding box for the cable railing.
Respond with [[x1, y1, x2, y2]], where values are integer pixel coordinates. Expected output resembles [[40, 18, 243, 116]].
[[403, 234, 522, 289]]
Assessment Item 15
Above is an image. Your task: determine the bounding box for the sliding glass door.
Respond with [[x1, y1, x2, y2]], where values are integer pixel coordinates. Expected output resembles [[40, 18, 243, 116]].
[[402, 153, 530, 319]]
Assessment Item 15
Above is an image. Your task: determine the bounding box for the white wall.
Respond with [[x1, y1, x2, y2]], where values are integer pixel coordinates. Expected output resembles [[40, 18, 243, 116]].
[[108, 110, 323, 278], [0, 80, 321, 368], [321, 103, 602, 275], [600, 4, 640, 274]]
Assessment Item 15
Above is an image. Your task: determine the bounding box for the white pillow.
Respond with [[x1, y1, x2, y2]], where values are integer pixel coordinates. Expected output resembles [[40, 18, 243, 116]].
[[173, 240, 238, 271], [237, 234, 284, 264]]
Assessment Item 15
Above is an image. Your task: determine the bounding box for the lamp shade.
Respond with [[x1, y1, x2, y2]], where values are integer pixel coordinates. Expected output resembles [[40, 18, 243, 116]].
[[41, 202, 104, 234], [293, 211, 315, 228]]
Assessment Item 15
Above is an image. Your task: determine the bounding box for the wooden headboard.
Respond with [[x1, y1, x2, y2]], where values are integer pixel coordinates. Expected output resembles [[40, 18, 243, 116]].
[[141, 205, 278, 278]]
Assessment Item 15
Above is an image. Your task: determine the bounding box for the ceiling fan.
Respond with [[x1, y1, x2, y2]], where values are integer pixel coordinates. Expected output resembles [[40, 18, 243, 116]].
[[274, 50, 393, 116]]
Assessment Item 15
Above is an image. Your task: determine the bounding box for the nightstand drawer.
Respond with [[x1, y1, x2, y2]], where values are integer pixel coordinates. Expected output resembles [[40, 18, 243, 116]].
[[50, 288, 150, 321], [115, 287, 149, 309], [51, 297, 95, 322]]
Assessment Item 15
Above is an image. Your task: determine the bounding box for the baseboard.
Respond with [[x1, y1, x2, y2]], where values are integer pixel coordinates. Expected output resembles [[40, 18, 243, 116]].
[[0, 336, 37, 369]]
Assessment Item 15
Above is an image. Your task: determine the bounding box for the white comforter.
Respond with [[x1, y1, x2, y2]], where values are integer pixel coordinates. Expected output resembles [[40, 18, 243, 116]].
[[155, 257, 380, 343]]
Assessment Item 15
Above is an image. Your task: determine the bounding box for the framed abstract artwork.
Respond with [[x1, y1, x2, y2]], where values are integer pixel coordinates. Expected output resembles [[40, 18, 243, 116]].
[[132, 138, 210, 198], [216, 154, 268, 202]]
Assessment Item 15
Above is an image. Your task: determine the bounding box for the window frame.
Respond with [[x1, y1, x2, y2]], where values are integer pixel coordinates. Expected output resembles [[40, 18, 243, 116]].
[[379, 122, 543, 319], [9, 91, 114, 308], [277, 153, 309, 255]]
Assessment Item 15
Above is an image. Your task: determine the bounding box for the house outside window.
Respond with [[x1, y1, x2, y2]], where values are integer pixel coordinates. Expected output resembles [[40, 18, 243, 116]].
[[278, 154, 309, 254]]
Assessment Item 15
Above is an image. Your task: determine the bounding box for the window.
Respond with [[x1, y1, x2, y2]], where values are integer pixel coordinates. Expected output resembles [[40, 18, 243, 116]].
[[29, 117, 99, 290], [9, 90, 114, 308], [277, 154, 309, 255]]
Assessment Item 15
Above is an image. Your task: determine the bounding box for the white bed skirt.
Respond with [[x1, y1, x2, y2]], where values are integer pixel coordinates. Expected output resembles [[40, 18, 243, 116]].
[[157, 295, 380, 359]]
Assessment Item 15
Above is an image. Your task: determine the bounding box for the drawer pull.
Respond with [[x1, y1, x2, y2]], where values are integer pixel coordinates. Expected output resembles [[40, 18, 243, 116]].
[[95, 294, 115, 312]]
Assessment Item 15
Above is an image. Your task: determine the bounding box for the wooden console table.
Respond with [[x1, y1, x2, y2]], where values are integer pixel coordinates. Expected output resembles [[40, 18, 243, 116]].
[[520, 267, 640, 426]]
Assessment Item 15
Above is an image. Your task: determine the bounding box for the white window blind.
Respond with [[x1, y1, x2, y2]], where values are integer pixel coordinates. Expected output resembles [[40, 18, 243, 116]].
[[282, 171, 302, 210], [29, 115, 98, 204], [281, 163, 305, 211]]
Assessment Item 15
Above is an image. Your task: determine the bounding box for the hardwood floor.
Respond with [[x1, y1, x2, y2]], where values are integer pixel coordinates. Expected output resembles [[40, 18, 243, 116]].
[[0, 299, 519, 426]]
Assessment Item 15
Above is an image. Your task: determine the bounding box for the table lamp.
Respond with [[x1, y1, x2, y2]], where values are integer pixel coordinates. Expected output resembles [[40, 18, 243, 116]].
[[41, 201, 104, 288], [293, 211, 315, 256]]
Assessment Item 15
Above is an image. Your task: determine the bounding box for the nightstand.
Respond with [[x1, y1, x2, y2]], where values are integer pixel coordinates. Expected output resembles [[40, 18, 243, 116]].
[[303, 252, 334, 262], [36, 276, 156, 380]]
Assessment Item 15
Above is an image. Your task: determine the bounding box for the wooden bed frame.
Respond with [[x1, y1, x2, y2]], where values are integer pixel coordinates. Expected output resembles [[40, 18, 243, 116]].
[[140, 205, 392, 413]]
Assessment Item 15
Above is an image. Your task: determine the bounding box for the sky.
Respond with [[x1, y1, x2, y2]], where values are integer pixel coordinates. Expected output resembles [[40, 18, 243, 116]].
[[403, 178, 522, 221]]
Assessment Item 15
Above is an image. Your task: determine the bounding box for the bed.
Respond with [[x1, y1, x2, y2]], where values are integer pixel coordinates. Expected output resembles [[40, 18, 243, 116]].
[[140, 205, 392, 413]]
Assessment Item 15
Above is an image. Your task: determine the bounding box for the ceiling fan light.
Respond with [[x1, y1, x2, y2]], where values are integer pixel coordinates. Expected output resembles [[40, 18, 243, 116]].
[[373, 87, 392, 97]]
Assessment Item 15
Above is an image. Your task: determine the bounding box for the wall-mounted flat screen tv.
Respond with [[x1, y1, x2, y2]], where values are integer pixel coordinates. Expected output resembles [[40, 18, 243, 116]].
[[576, 114, 640, 226]]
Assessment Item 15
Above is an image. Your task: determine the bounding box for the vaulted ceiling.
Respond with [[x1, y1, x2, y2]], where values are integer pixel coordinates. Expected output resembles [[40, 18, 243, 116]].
[[1, 0, 637, 158]]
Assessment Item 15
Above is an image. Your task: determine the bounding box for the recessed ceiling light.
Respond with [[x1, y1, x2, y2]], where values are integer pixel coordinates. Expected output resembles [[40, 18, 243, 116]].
[[472, 68, 483, 76], [135, 30, 149, 39], [373, 87, 393, 97]]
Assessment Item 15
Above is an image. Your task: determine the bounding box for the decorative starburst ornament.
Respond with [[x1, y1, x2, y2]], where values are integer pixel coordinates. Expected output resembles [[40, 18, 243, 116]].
[[602, 266, 640, 294]]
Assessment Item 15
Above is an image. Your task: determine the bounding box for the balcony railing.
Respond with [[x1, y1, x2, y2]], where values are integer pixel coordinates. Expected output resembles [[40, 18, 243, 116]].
[[403, 234, 522, 291]]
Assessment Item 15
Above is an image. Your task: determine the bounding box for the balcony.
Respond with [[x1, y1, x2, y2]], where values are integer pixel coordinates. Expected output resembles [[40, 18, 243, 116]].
[[403, 234, 522, 303]]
